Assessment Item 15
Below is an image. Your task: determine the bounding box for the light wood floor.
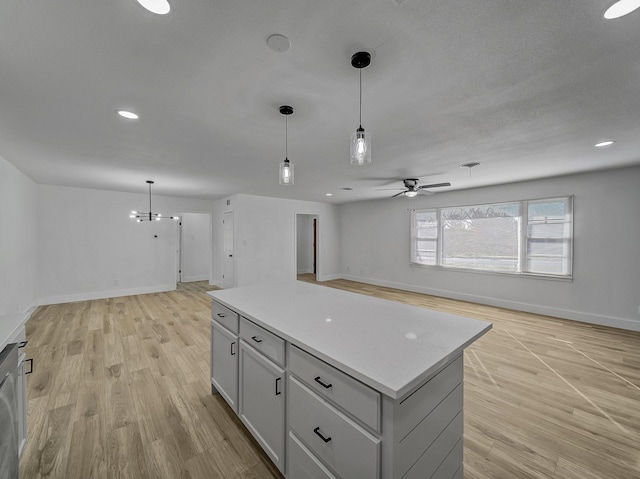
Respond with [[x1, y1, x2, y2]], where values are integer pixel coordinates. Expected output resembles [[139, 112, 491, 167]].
[[20, 278, 640, 479]]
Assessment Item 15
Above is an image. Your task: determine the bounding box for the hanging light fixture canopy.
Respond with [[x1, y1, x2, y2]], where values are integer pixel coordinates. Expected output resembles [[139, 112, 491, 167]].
[[279, 105, 294, 185], [350, 51, 372, 166], [130, 180, 179, 222]]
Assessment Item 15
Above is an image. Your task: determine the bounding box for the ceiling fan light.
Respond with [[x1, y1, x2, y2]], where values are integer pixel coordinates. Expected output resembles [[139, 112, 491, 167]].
[[604, 0, 640, 19], [405, 190, 418, 198]]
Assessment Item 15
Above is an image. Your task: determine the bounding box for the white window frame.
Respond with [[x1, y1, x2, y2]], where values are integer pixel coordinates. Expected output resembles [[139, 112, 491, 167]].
[[410, 196, 573, 280]]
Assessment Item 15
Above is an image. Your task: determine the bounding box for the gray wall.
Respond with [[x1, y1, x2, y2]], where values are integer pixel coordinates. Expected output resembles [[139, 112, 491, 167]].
[[0, 156, 38, 333], [37, 185, 216, 304], [211, 194, 340, 288], [339, 165, 640, 331], [3, 154, 639, 331]]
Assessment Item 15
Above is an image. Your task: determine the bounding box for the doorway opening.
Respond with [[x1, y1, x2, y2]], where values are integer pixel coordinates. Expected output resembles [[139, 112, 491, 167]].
[[175, 212, 212, 286], [296, 214, 318, 282]]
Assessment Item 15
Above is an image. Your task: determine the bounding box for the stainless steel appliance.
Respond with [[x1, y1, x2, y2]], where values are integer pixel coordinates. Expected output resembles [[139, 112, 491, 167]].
[[0, 343, 19, 479]]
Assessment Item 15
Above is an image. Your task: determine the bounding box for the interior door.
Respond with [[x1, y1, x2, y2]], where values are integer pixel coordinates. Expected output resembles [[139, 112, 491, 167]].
[[223, 211, 234, 288]]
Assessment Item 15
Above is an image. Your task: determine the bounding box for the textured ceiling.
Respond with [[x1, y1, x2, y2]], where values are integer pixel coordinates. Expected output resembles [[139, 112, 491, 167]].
[[1, 0, 639, 203]]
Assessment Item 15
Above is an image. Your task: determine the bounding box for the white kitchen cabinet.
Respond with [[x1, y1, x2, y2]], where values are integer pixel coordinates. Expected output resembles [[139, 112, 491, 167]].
[[238, 340, 285, 473], [9, 326, 29, 458], [210, 319, 239, 412], [209, 283, 491, 479]]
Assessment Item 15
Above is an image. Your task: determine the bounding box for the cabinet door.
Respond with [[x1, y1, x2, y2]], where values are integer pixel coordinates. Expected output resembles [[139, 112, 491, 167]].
[[211, 320, 239, 412], [239, 342, 285, 473]]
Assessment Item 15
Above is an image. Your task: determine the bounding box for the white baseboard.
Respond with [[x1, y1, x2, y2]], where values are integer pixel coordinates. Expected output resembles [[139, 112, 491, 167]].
[[39, 284, 177, 306], [340, 274, 640, 332], [181, 275, 209, 283], [317, 273, 341, 281]]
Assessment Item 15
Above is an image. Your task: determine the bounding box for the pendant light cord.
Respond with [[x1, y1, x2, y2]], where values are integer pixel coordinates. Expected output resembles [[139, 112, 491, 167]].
[[359, 68, 363, 128], [285, 114, 288, 160]]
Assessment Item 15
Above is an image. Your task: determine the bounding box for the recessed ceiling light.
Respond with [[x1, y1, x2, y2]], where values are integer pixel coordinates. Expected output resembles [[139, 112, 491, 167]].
[[325, 193, 333, 197], [595, 140, 615, 148], [604, 0, 640, 19], [137, 0, 170, 15], [117, 110, 139, 120]]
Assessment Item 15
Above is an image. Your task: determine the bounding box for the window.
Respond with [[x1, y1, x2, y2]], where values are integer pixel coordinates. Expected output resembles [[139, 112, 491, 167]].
[[526, 198, 572, 276], [411, 197, 572, 278], [411, 210, 438, 265]]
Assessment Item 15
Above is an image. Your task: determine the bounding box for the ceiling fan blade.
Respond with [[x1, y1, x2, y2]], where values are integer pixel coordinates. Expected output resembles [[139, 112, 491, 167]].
[[418, 182, 451, 189], [417, 189, 435, 196], [391, 191, 406, 198], [376, 188, 405, 191]]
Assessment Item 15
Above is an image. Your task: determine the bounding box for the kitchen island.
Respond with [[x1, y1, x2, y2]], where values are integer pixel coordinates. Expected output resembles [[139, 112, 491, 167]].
[[208, 281, 491, 479]]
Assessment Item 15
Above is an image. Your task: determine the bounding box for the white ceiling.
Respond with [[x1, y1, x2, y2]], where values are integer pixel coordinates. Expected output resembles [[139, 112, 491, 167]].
[[1, 0, 639, 203]]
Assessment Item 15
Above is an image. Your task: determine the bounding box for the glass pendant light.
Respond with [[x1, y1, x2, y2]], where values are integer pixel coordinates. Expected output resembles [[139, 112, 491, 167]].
[[279, 105, 294, 185], [350, 51, 372, 165]]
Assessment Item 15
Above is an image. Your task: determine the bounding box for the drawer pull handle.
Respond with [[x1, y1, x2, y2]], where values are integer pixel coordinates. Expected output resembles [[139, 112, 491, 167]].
[[275, 377, 282, 396], [251, 336, 263, 343], [25, 358, 34, 375], [230, 341, 236, 356], [18, 341, 28, 348], [313, 427, 332, 443], [314, 376, 332, 389], [217, 313, 226, 318]]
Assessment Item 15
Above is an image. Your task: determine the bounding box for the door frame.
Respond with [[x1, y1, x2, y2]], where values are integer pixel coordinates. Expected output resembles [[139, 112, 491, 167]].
[[295, 213, 319, 281], [174, 210, 213, 285], [223, 209, 235, 289]]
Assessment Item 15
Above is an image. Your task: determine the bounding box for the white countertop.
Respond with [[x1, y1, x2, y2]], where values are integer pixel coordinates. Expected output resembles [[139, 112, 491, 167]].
[[208, 282, 491, 399]]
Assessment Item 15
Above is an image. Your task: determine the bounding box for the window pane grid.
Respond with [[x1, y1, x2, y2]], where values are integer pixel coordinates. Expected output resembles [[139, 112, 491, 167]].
[[411, 197, 572, 278]]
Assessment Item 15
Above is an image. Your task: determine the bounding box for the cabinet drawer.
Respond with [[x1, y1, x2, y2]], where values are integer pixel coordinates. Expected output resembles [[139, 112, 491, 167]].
[[211, 301, 239, 333], [289, 345, 380, 432], [289, 376, 380, 479], [240, 317, 285, 367], [288, 431, 338, 479]]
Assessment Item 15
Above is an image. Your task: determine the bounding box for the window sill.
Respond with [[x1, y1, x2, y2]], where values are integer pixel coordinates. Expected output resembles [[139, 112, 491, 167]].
[[409, 262, 573, 282]]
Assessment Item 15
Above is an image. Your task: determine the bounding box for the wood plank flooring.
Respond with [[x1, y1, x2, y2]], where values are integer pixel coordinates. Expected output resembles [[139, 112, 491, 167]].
[[20, 278, 640, 478]]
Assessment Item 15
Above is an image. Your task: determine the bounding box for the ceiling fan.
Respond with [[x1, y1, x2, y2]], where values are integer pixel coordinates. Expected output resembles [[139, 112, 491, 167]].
[[378, 178, 451, 198]]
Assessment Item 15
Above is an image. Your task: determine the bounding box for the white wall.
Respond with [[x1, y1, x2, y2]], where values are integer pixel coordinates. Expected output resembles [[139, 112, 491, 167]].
[[339, 166, 640, 331], [38, 185, 215, 304], [296, 215, 314, 274], [211, 194, 340, 288], [180, 212, 211, 282], [0, 156, 38, 338]]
